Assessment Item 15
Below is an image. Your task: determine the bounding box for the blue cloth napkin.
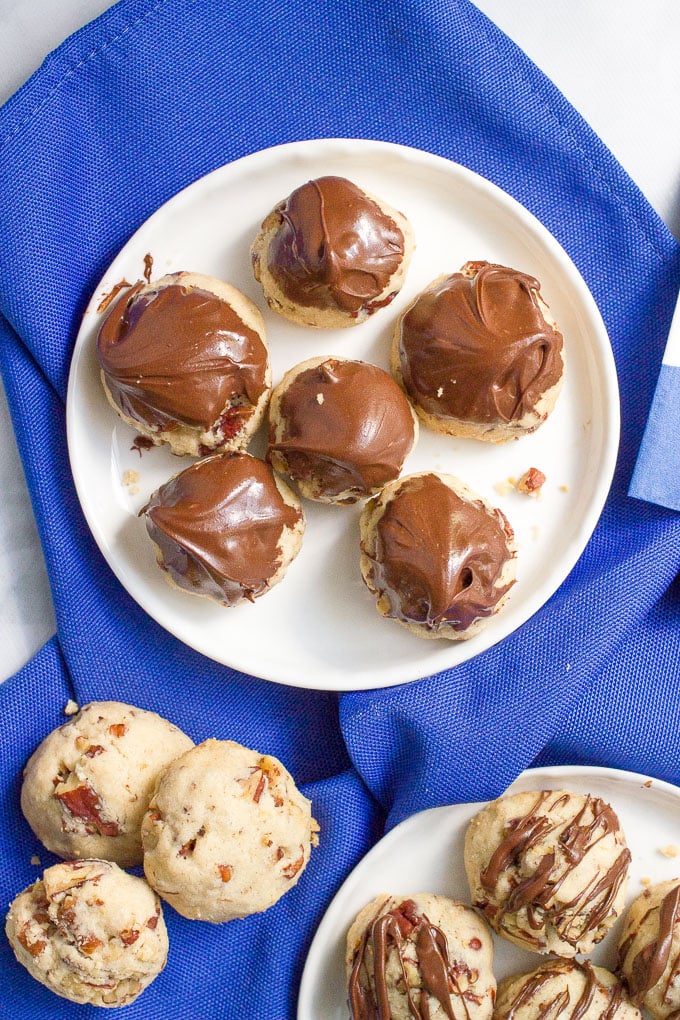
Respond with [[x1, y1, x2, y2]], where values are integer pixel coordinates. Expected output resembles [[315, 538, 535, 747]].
[[1, 1, 680, 1017]]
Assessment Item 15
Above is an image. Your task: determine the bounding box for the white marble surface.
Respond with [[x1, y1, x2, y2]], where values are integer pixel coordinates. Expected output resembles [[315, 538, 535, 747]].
[[0, 1, 679, 683]]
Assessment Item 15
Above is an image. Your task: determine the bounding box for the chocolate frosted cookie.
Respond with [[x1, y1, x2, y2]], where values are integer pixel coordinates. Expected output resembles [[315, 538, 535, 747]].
[[359, 471, 516, 640], [617, 880, 680, 1019], [141, 739, 319, 923], [97, 271, 271, 455], [464, 789, 631, 956], [392, 261, 565, 442], [251, 176, 414, 328], [5, 860, 168, 1008], [345, 893, 496, 1020], [267, 356, 418, 504], [494, 959, 642, 1020], [20, 701, 194, 868], [141, 451, 304, 606]]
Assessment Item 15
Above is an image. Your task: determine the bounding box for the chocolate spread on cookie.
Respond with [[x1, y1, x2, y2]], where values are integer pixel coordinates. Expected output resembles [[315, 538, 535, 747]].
[[478, 791, 631, 949], [266, 176, 405, 314], [97, 279, 268, 431], [141, 453, 301, 605], [397, 262, 563, 425], [619, 883, 680, 1000], [366, 473, 514, 632], [348, 899, 475, 1020], [267, 358, 415, 499], [495, 960, 624, 1020]]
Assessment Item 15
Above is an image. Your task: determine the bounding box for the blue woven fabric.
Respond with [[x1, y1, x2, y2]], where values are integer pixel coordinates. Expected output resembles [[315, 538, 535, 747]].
[[1, 0, 679, 1016]]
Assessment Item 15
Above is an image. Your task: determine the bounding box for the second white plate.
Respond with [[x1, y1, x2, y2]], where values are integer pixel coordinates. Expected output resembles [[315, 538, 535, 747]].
[[66, 139, 619, 690], [298, 765, 680, 1019]]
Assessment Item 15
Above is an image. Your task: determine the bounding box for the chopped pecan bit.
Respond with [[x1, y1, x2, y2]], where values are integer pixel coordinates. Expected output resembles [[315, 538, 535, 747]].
[[84, 744, 105, 758], [147, 809, 162, 824], [78, 934, 104, 956], [55, 784, 121, 837], [120, 928, 140, 946], [74, 735, 89, 751], [108, 723, 127, 738], [282, 845, 305, 879], [275, 847, 285, 861], [517, 467, 546, 495], [178, 838, 196, 859], [146, 915, 159, 930], [468, 936, 482, 950], [217, 864, 233, 883], [252, 773, 266, 804], [44, 861, 110, 898], [17, 928, 47, 957]]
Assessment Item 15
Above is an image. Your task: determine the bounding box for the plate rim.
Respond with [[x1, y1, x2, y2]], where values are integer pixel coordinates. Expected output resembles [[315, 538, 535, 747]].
[[66, 137, 621, 691]]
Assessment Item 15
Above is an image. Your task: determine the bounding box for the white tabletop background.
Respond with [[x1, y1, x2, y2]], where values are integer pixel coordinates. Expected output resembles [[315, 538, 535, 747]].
[[0, 0, 679, 685]]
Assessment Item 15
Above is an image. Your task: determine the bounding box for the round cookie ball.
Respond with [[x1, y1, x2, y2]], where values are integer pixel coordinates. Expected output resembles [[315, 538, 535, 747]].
[[266, 356, 418, 504], [97, 271, 271, 456], [251, 175, 414, 328], [617, 879, 680, 1019], [359, 471, 516, 640], [5, 859, 168, 1008], [392, 261, 565, 442], [21, 701, 194, 868], [140, 451, 305, 606], [464, 789, 631, 957], [141, 739, 319, 923], [346, 893, 496, 1020], [494, 959, 642, 1020]]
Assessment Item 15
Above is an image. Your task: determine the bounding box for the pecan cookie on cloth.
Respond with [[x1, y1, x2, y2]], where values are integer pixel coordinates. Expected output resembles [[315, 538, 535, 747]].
[[5, 859, 168, 1008], [141, 739, 319, 922], [20, 701, 194, 868]]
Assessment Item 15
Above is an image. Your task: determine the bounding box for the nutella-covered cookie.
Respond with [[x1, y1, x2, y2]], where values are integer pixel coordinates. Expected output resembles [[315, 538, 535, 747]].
[[21, 701, 194, 867], [251, 176, 414, 328], [267, 356, 418, 504], [141, 739, 319, 923], [494, 959, 642, 1020], [141, 451, 304, 606], [97, 271, 271, 455], [5, 860, 168, 1008], [392, 261, 565, 442], [464, 789, 631, 956], [359, 471, 516, 640], [617, 880, 680, 1019], [346, 893, 496, 1020]]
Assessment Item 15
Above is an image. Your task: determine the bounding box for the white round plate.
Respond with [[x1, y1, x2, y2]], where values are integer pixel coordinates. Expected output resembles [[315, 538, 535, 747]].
[[66, 139, 619, 691], [298, 765, 680, 1019]]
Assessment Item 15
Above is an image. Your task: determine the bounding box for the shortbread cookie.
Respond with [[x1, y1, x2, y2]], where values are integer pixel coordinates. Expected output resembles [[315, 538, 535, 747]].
[[494, 959, 642, 1020], [464, 789, 631, 956], [97, 271, 271, 455], [359, 471, 516, 640], [392, 261, 565, 442], [617, 880, 680, 1019], [141, 739, 319, 922], [251, 175, 414, 328], [267, 356, 418, 504], [346, 893, 496, 1020], [21, 701, 194, 867], [5, 859, 168, 1008], [141, 451, 304, 606]]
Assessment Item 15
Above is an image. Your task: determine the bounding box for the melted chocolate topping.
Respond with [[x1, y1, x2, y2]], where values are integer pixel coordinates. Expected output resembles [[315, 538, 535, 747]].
[[97, 279, 268, 432], [496, 960, 625, 1020], [267, 358, 415, 499], [266, 176, 405, 314], [620, 883, 680, 1001], [478, 791, 631, 949], [348, 899, 476, 1020], [141, 453, 301, 605], [397, 262, 563, 425], [365, 473, 514, 632]]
